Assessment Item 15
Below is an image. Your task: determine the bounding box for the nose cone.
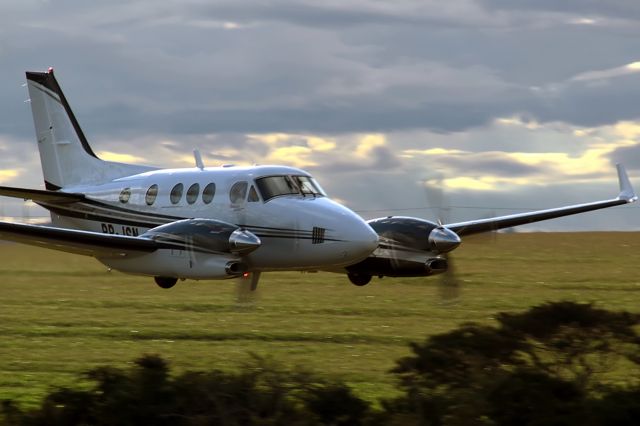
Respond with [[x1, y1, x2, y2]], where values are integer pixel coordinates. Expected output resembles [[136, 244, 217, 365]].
[[344, 217, 379, 260], [331, 205, 379, 264]]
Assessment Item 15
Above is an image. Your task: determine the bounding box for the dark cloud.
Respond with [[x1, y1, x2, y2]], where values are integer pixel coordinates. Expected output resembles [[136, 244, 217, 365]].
[[525, 74, 640, 128], [2, 0, 639, 141], [195, 0, 501, 29], [609, 144, 640, 171], [481, 0, 640, 20]]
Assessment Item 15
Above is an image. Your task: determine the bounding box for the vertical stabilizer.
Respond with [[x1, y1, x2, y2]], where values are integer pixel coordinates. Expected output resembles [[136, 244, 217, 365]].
[[26, 68, 153, 189]]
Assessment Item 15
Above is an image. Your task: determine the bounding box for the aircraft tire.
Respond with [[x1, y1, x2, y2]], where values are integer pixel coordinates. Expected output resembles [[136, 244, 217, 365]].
[[348, 273, 372, 286], [154, 276, 178, 289]]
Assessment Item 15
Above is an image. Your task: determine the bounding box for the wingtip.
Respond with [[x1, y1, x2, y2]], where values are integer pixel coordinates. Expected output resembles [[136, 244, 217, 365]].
[[616, 164, 637, 203]]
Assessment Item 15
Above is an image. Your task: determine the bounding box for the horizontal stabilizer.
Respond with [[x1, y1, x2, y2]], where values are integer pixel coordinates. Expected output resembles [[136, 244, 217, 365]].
[[0, 186, 84, 204]]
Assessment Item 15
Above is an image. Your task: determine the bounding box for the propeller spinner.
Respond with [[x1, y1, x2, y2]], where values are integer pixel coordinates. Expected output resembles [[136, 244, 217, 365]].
[[428, 226, 461, 254]]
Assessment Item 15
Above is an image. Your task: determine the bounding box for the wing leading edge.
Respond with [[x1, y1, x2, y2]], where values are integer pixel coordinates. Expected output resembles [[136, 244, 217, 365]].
[[446, 164, 637, 237], [0, 221, 161, 257]]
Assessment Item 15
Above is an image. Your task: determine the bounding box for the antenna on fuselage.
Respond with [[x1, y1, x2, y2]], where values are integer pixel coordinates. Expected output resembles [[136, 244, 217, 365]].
[[193, 149, 205, 170]]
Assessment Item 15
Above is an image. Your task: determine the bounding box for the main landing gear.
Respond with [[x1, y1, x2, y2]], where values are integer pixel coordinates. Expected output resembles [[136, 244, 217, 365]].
[[348, 273, 372, 286], [154, 276, 178, 289]]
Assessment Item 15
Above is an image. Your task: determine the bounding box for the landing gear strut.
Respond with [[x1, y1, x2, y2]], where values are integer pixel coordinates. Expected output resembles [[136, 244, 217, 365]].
[[348, 273, 372, 286], [154, 276, 177, 289]]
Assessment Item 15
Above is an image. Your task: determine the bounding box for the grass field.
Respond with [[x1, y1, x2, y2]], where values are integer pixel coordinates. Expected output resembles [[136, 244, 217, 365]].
[[2, 232, 640, 408]]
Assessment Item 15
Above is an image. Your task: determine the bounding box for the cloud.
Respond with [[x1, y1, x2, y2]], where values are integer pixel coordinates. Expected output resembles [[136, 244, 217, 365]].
[[1, 0, 640, 230], [570, 61, 640, 83], [2, 0, 639, 140], [265, 145, 316, 168], [97, 151, 145, 164], [480, 0, 640, 20], [0, 169, 21, 183]]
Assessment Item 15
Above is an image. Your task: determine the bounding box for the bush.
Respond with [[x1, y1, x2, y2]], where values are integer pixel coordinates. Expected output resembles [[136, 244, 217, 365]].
[[3, 302, 640, 425], [387, 301, 640, 425], [1, 354, 372, 426]]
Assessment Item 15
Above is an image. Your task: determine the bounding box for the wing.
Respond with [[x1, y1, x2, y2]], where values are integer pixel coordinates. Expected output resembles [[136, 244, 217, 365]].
[[446, 164, 637, 237], [0, 221, 166, 257]]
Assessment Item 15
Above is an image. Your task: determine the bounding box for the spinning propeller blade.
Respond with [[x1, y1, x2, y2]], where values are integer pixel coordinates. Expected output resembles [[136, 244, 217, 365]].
[[234, 272, 261, 307], [425, 177, 462, 300]]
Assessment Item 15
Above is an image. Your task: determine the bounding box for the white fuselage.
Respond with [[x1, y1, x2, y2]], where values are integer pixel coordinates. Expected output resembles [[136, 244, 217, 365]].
[[41, 165, 379, 277]]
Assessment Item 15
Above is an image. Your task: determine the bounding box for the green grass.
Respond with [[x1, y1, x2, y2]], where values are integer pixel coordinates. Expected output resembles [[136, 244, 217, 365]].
[[1, 232, 640, 407]]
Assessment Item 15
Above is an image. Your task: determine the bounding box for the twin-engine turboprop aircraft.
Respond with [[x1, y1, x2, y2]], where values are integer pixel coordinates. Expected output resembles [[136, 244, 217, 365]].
[[0, 68, 636, 289]]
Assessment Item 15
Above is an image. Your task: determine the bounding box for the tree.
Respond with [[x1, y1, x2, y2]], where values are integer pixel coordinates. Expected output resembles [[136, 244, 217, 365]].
[[387, 301, 640, 425]]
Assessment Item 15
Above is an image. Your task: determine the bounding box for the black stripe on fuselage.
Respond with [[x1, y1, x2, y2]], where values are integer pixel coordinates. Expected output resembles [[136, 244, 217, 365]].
[[39, 200, 343, 241], [39, 198, 186, 228], [238, 224, 313, 235], [79, 198, 185, 220], [43, 204, 166, 229]]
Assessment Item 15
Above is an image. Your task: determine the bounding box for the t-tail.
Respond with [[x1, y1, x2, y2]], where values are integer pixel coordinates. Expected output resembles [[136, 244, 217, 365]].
[[26, 68, 154, 190]]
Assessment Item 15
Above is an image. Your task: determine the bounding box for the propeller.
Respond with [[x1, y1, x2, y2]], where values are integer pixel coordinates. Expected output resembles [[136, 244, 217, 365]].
[[437, 253, 460, 301], [424, 177, 462, 301], [424, 179, 503, 300], [234, 271, 261, 308]]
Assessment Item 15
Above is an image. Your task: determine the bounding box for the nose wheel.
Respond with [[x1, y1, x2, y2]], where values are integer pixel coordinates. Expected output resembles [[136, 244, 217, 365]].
[[154, 276, 177, 289], [348, 273, 372, 286]]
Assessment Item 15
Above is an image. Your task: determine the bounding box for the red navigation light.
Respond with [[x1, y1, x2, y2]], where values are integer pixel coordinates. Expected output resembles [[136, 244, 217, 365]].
[[47, 67, 54, 74], [243, 272, 250, 278]]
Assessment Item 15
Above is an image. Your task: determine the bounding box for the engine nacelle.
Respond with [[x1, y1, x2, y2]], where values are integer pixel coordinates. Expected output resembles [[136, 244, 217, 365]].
[[345, 216, 455, 278], [425, 257, 448, 272], [97, 219, 261, 279], [98, 250, 248, 279], [141, 218, 261, 255]]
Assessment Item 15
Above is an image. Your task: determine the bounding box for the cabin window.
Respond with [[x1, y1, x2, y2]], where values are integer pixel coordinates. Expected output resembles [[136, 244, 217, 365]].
[[186, 183, 200, 205], [170, 183, 184, 204], [145, 184, 158, 206], [202, 182, 215, 204], [119, 188, 131, 204], [229, 181, 248, 204], [248, 185, 260, 202]]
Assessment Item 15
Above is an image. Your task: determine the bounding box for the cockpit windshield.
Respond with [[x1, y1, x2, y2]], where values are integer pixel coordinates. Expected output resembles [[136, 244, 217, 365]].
[[255, 175, 326, 201]]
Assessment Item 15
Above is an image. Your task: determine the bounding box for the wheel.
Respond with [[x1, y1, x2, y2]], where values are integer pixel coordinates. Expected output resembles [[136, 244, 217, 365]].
[[154, 276, 177, 289], [348, 273, 372, 286]]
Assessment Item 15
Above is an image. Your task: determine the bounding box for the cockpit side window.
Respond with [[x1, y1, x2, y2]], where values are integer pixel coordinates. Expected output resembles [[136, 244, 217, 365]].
[[293, 176, 326, 196], [247, 185, 260, 202], [229, 181, 248, 204]]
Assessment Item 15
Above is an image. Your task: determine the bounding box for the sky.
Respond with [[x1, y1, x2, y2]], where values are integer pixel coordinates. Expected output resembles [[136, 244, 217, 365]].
[[1, 0, 640, 230]]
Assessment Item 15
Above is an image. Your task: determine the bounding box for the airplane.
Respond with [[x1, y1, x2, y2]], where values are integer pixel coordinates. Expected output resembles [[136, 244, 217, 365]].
[[0, 68, 636, 291]]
